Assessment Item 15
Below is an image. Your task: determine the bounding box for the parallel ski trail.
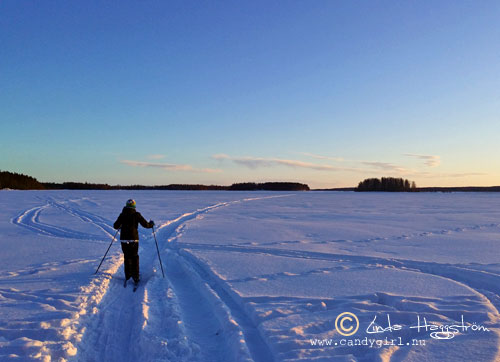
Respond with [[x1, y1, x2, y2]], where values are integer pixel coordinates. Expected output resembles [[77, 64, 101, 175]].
[[73, 195, 289, 362], [165, 256, 230, 361], [76, 281, 143, 362], [12, 198, 115, 241], [174, 249, 275, 362], [179, 242, 500, 317]]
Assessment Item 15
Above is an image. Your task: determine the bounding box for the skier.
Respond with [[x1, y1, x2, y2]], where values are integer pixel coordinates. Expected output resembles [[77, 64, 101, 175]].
[[113, 199, 154, 289]]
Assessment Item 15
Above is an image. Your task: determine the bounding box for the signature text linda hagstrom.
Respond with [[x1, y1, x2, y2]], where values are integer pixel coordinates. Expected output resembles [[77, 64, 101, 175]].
[[366, 314, 490, 339]]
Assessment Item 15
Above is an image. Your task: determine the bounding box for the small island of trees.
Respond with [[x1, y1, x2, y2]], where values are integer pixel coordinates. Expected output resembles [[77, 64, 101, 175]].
[[356, 177, 417, 192]]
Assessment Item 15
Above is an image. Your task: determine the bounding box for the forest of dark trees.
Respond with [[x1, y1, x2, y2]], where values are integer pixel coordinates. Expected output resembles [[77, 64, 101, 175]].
[[44, 181, 309, 191], [228, 182, 310, 191], [42, 182, 229, 191], [1, 171, 309, 191], [356, 177, 417, 192], [0, 171, 45, 190]]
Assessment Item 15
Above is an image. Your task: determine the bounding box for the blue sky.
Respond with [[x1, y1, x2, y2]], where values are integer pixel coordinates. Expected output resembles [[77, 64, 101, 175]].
[[1, 1, 499, 188]]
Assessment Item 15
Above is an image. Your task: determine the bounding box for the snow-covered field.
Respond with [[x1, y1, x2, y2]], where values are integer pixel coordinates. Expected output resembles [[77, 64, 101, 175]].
[[0, 190, 499, 362]]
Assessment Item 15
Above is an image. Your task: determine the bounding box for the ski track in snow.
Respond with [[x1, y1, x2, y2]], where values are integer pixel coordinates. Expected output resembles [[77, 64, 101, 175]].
[[12, 198, 116, 241], [5, 194, 500, 361], [231, 222, 500, 247], [70, 195, 289, 362], [173, 245, 500, 361], [178, 241, 500, 329]]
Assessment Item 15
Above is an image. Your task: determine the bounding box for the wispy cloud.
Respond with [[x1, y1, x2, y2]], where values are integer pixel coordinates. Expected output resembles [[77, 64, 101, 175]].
[[121, 160, 221, 173], [361, 161, 410, 174], [360, 161, 481, 178], [416, 171, 486, 178], [212, 153, 481, 180], [360, 162, 484, 178], [213, 154, 351, 171], [301, 152, 441, 172], [146, 154, 166, 160], [404, 153, 441, 167], [299, 152, 344, 162]]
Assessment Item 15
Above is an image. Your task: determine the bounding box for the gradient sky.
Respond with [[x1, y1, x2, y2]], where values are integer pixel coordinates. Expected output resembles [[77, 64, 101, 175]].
[[1, 1, 499, 188]]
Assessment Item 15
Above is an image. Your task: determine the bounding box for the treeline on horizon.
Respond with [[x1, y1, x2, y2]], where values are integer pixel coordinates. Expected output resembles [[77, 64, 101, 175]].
[[0, 170, 309, 191], [4, 170, 500, 192], [43, 181, 310, 191]]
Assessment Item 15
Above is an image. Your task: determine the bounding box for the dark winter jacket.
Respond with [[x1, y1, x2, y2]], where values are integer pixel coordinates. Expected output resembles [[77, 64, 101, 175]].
[[113, 207, 153, 240]]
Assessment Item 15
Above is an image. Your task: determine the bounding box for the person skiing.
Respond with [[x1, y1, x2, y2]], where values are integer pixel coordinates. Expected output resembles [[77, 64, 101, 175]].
[[113, 199, 154, 288]]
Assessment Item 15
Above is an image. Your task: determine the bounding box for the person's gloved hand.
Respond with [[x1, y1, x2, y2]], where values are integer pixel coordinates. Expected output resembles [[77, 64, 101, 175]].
[[150, 220, 155, 226]]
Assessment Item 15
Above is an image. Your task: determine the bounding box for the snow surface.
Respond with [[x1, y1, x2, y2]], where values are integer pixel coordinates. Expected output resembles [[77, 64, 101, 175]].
[[0, 190, 499, 361]]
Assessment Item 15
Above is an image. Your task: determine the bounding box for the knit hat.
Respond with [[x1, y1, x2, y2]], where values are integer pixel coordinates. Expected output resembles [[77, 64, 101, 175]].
[[126, 199, 136, 208]]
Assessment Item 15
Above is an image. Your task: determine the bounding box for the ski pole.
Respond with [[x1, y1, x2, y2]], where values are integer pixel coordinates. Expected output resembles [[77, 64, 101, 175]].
[[95, 229, 119, 274], [152, 225, 165, 278]]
